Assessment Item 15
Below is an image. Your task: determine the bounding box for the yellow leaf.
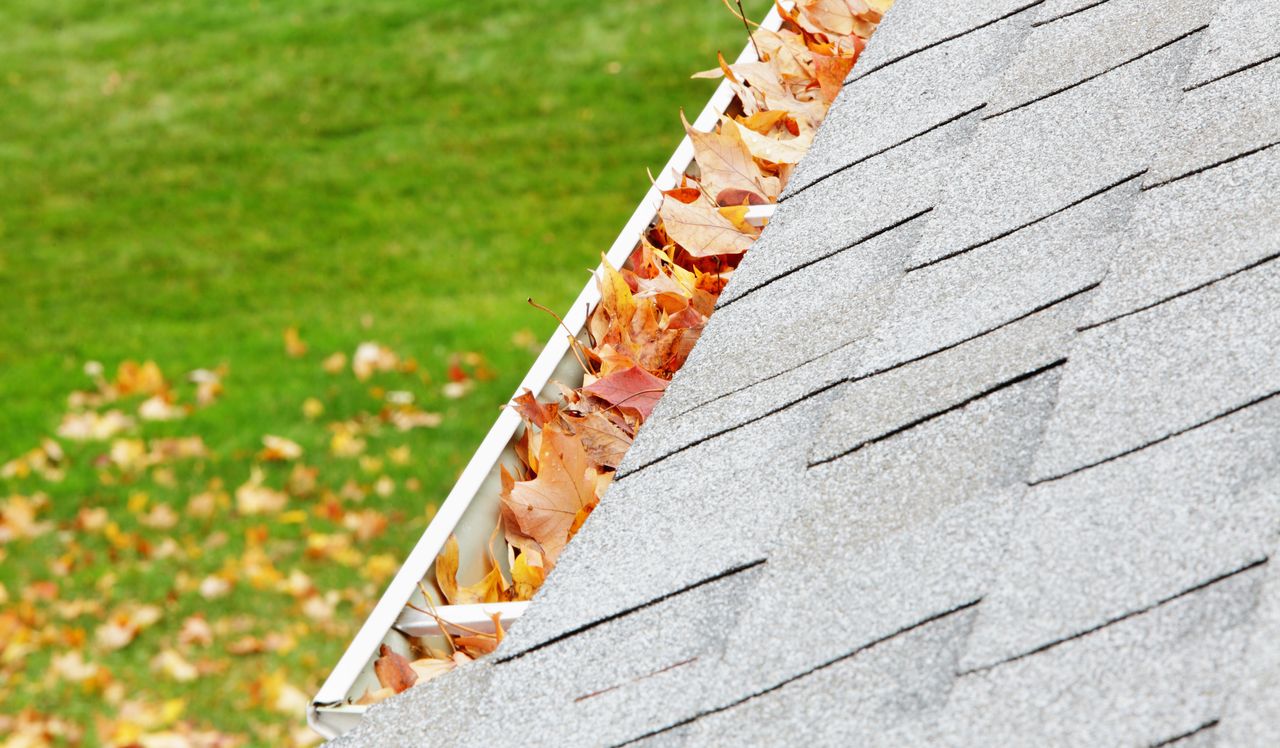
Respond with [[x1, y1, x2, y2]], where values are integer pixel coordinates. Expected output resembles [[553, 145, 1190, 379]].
[[434, 535, 461, 605], [511, 551, 546, 600]]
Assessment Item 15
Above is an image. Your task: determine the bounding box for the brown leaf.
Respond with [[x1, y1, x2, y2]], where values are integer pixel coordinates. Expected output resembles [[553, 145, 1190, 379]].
[[582, 366, 669, 420], [500, 428, 598, 564], [510, 389, 558, 430], [658, 195, 755, 257], [561, 411, 633, 469], [715, 187, 768, 207], [680, 111, 776, 200], [374, 644, 418, 693]]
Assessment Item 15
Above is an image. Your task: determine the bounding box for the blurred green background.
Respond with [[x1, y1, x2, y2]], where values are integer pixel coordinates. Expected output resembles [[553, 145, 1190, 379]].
[[0, 0, 764, 744]]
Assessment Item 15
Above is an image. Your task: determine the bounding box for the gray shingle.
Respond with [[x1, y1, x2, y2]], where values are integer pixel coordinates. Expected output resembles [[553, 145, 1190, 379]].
[[1216, 547, 1280, 746], [808, 289, 1087, 465], [985, 0, 1215, 117], [482, 566, 765, 747], [328, 659, 498, 748], [852, 0, 1042, 78], [618, 341, 856, 475], [676, 606, 978, 748], [963, 397, 1280, 668], [1082, 146, 1280, 329], [938, 563, 1264, 746], [1184, 0, 1280, 89], [861, 174, 1132, 374], [1031, 260, 1280, 482], [713, 370, 1060, 691], [1029, 0, 1110, 25], [907, 33, 1196, 268], [1145, 55, 1280, 187], [647, 213, 914, 419], [729, 126, 959, 305], [502, 389, 840, 654], [786, 12, 1030, 195]]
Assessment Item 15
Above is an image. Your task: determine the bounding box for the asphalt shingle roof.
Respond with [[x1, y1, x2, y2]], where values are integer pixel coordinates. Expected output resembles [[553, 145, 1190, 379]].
[[332, 0, 1280, 743]]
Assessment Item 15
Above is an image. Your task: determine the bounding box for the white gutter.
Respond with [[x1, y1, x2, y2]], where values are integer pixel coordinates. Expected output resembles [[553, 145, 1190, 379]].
[[309, 7, 785, 739]]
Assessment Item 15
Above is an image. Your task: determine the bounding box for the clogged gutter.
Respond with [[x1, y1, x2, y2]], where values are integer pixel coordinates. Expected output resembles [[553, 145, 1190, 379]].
[[365, 0, 891, 701]]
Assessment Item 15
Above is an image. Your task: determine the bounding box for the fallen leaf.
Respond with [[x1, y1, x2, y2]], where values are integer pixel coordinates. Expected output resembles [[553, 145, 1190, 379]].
[[259, 435, 304, 462], [500, 428, 599, 564], [57, 410, 134, 441], [659, 194, 756, 256], [680, 111, 776, 201], [283, 327, 308, 358], [353, 342, 398, 381], [813, 51, 857, 104], [235, 471, 289, 515], [373, 644, 417, 693], [582, 366, 669, 420]]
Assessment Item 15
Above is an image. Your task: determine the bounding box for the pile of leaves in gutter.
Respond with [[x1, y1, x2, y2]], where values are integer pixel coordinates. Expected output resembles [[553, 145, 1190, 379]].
[[371, 0, 891, 699]]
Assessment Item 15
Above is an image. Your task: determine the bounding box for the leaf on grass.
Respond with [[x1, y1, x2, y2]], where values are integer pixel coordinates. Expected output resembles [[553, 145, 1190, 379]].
[[283, 326, 308, 358]]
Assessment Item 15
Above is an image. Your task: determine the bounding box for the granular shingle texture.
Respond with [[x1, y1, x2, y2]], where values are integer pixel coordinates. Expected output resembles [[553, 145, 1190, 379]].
[[331, 0, 1280, 744]]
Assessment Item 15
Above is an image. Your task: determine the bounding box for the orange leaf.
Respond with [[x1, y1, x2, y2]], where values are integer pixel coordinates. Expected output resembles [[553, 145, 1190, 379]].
[[374, 644, 417, 693], [500, 428, 599, 564], [662, 186, 702, 204], [582, 365, 669, 421], [736, 109, 789, 136], [813, 51, 857, 104], [510, 389, 558, 429]]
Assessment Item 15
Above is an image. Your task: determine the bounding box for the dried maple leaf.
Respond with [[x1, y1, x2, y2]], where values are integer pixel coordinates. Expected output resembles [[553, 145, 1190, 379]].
[[560, 411, 632, 469], [680, 111, 776, 201], [659, 194, 756, 256], [582, 365, 669, 421], [373, 644, 418, 693], [813, 50, 858, 104], [500, 427, 598, 564], [510, 390, 559, 429]]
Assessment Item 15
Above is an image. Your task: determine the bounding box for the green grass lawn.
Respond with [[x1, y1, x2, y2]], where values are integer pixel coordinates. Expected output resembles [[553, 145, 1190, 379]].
[[0, 1, 764, 743]]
